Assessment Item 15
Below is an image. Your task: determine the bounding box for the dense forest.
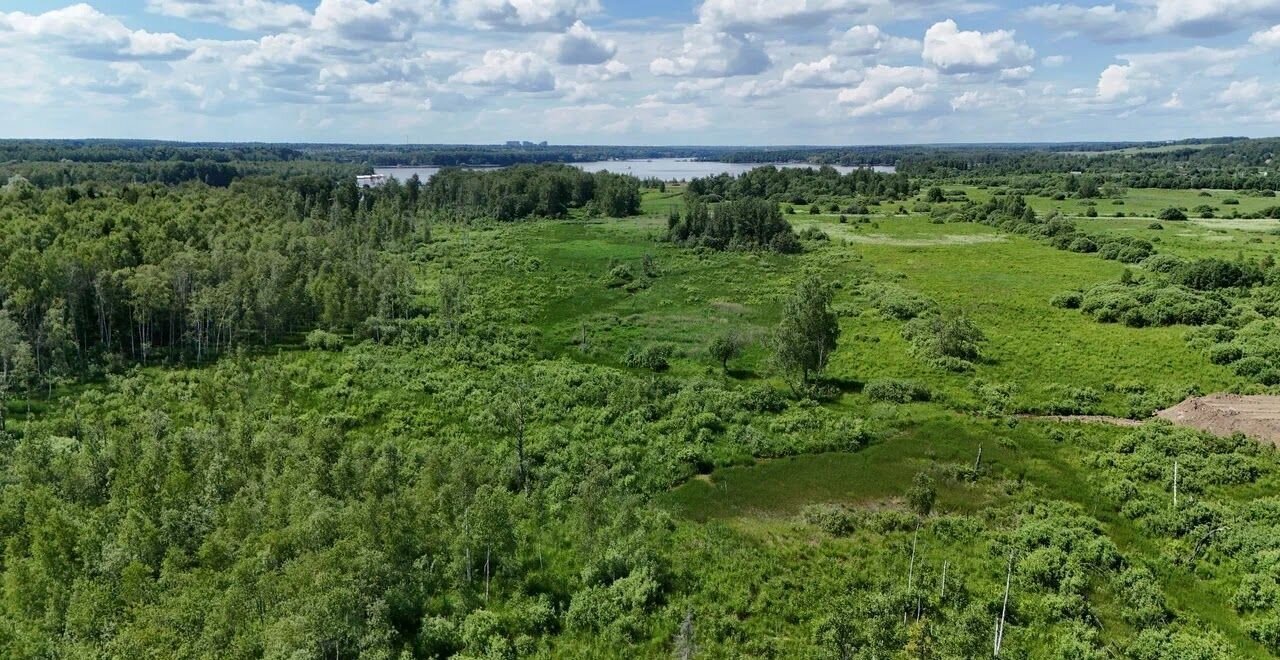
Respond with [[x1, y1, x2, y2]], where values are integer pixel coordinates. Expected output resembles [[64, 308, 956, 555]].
[[0, 166, 639, 399]]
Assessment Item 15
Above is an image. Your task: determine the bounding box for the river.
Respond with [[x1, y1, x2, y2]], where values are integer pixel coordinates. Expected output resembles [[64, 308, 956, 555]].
[[375, 158, 895, 182]]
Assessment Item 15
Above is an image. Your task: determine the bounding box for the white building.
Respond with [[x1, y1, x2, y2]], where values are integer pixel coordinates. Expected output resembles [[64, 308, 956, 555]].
[[356, 174, 388, 187]]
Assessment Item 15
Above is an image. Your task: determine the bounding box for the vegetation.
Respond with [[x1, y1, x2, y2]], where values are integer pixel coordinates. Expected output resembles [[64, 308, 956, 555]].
[[4, 143, 1280, 657]]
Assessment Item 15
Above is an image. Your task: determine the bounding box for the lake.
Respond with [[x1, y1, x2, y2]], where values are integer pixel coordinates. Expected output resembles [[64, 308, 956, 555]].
[[376, 159, 895, 182]]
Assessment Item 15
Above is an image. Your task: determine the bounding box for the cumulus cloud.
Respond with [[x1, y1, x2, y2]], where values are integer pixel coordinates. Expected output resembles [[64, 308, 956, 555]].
[[145, 0, 310, 31], [546, 20, 615, 65], [0, 4, 193, 60], [455, 0, 600, 31], [312, 0, 439, 42], [836, 65, 937, 116], [1023, 4, 1136, 42], [1096, 63, 1132, 101], [832, 24, 920, 56], [1217, 78, 1265, 105], [1028, 0, 1280, 41], [922, 20, 1034, 74], [579, 59, 630, 82], [1252, 24, 1280, 48], [450, 49, 556, 91], [650, 26, 771, 78], [782, 56, 862, 88]]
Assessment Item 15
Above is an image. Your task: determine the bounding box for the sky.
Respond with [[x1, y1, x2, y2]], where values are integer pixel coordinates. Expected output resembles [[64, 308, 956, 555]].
[[0, 0, 1278, 145]]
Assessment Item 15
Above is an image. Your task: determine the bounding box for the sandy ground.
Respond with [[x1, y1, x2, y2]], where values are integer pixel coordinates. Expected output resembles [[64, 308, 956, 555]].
[[1157, 394, 1280, 445]]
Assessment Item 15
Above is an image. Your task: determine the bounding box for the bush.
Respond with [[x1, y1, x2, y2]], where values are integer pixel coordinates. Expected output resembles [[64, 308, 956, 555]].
[[1157, 207, 1187, 221], [862, 283, 938, 321], [1050, 291, 1083, 309], [623, 344, 673, 371], [902, 314, 986, 371], [798, 226, 829, 241], [802, 504, 857, 535], [1147, 222, 1163, 230], [304, 329, 344, 351], [864, 379, 932, 403]]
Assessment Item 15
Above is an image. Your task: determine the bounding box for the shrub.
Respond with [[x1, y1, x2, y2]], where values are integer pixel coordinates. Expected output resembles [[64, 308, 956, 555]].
[[906, 472, 936, 517], [623, 344, 673, 371], [304, 329, 344, 351], [1050, 291, 1083, 309], [802, 504, 857, 535], [798, 226, 829, 241], [1157, 207, 1187, 221], [864, 379, 932, 403], [902, 314, 986, 371], [862, 283, 938, 321], [1147, 222, 1163, 230]]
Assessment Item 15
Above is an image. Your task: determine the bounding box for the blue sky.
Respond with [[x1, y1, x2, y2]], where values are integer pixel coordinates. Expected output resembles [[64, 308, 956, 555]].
[[0, 0, 1278, 144]]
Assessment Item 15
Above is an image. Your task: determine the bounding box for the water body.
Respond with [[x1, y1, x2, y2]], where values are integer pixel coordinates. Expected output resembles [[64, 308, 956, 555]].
[[376, 159, 895, 182]]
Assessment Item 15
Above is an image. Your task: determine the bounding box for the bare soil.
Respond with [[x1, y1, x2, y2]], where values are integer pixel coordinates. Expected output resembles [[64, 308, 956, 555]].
[[1157, 394, 1280, 445]]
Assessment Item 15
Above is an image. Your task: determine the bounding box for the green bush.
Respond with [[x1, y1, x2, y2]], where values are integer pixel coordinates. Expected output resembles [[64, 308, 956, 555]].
[[304, 329, 344, 351], [1050, 291, 1084, 309], [623, 344, 673, 371], [864, 379, 932, 403]]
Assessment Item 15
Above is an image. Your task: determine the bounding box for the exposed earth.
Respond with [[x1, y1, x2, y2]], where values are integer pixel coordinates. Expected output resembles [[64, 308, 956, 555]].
[[1157, 394, 1280, 445]]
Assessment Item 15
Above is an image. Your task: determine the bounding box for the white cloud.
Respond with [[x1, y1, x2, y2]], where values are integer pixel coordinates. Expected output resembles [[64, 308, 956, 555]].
[[1252, 24, 1280, 48], [999, 65, 1034, 82], [1028, 1, 1280, 41], [1024, 4, 1136, 42], [832, 24, 920, 56], [579, 59, 631, 82], [922, 20, 1034, 74], [1042, 54, 1070, 67], [312, 0, 438, 42], [782, 56, 861, 88], [1096, 63, 1132, 101], [725, 79, 785, 99], [650, 26, 771, 78], [0, 4, 193, 61], [455, 0, 601, 31], [145, 0, 310, 31], [1217, 78, 1265, 105], [450, 49, 556, 91], [547, 20, 615, 65], [1161, 91, 1182, 108], [837, 64, 937, 116]]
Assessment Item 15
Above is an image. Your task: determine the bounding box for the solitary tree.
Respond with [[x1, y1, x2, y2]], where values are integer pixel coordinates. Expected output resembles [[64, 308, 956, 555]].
[[708, 331, 745, 372], [907, 472, 937, 518], [770, 276, 841, 391]]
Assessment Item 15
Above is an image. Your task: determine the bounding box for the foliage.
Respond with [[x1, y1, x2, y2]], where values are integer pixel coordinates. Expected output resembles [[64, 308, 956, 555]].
[[770, 276, 841, 388]]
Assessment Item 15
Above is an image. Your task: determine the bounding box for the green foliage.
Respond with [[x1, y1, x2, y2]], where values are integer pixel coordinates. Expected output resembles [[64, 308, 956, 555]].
[[902, 314, 986, 371], [770, 276, 841, 388], [668, 197, 800, 253], [861, 282, 939, 321], [708, 332, 746, 372], [906, 472, 936, 516], [1159, 207, 1189, 221], [863, 379, 932, 404], [623, 343, 674, 371]]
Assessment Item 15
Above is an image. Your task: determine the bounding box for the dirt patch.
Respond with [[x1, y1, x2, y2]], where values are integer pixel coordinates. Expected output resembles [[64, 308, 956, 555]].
[[1157, 394, 1280, 445], [1019, 414, 1144, 427]]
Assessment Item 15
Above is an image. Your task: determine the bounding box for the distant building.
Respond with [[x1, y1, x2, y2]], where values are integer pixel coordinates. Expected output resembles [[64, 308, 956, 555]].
[[356, 174, 388, 187]]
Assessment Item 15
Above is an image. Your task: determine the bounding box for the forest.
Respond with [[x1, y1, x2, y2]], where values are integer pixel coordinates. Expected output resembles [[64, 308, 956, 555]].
[[4, 143, 1280, 658]]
